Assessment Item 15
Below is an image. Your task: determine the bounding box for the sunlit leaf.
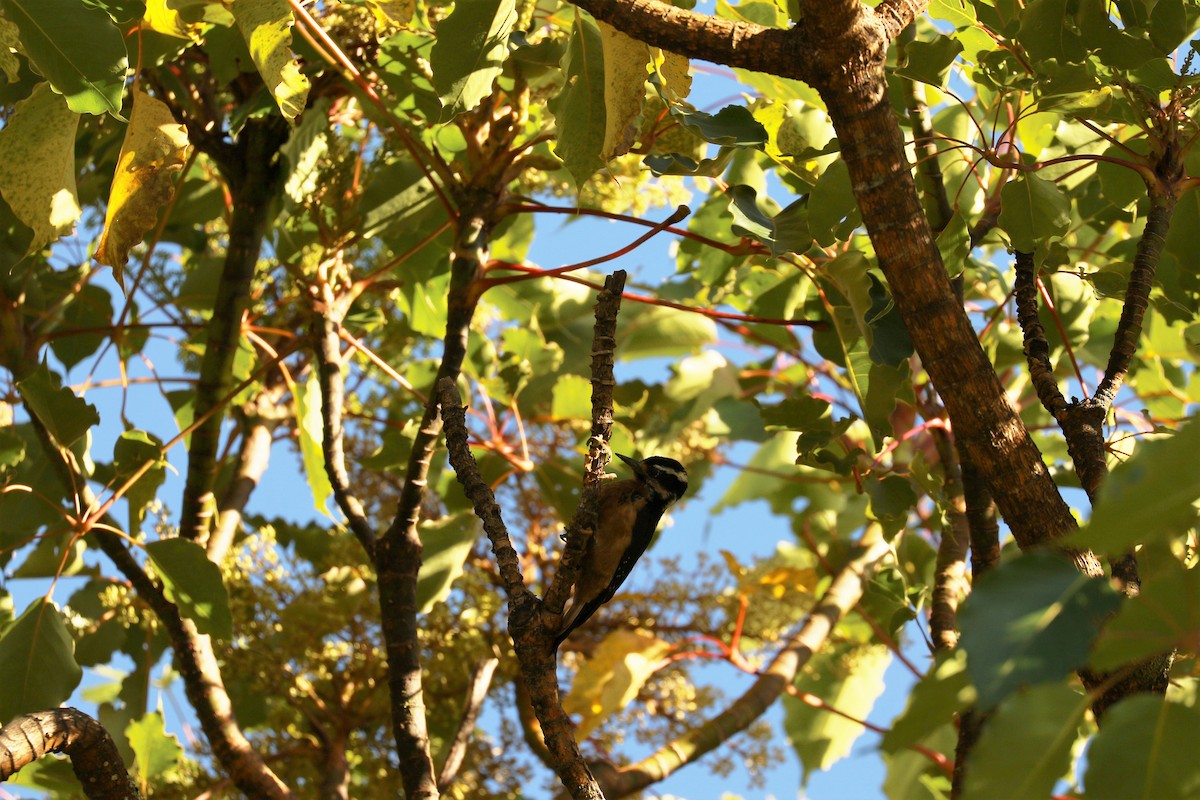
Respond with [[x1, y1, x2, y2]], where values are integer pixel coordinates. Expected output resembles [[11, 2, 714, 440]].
[[127, 711, 183, 788], [0, 598, 83, 721], [95, 90, 192, 288], [231, 0, 310, 122], [0, 0, 127, 115], [416, 512, 479, 613], [0, 83, 81, 253], [146, 539, 233, 639], [784, 644, 890, 782], [563, 629, 672, 739], [549, 15, 605, 185], [296, 372, 335, 515], [998, 174, 1071, 251]]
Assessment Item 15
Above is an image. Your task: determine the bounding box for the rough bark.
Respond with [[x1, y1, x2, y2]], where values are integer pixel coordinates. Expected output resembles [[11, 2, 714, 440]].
[[0, 709, 141, 800]]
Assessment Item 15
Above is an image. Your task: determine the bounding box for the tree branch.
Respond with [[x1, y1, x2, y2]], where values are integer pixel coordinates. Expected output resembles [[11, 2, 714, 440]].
[[542, 270, 627, 621], [570, 0, 809, 79], [437, 657, 500, 790], [438, 378, 603, 800], [0, 708, 141, 800], [928, 426, 969, 652], [1013, 251, 1069, 417], [179, 116, 290, 543], [597, 526, 891, 798], [1094, 193, 1176, 407], [315, 313, 378, 555], [375, 203, 492, 799]]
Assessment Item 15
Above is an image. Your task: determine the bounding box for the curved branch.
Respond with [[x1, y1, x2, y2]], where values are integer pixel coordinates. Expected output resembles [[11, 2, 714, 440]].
[[1012, 251, 1069, 417], [0, 708, 141, 800], [598, 526, 890, 798], [570, 0, 809, 79], [26, 413, 291, 799], [929, 426, 969, 652], [437, 657, 500, 790], [315, 314, 378, 555]]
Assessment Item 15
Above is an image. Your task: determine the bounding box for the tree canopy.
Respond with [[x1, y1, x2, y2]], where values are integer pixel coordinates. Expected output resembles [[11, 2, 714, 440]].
[[0, 0, 1199, 799]]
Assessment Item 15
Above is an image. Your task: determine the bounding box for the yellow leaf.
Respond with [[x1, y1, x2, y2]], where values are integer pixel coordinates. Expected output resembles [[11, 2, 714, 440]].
[[562, 629, 672, 740], [231, 0, 310, 123], [720, 549, 746, 577], [657, 50, 691, 103], [599, 20, 650, 161], [0, 83, 81, 254], [95, 91, 191, 288], [362, 0, 413, 27], [142, 0, 204, 39], [0, 13, 21, 82]]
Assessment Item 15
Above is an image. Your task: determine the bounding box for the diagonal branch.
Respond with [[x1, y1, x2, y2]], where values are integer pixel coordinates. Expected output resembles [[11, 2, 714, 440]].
[[1013, 251, 1069, 417], [595, 526, 890, 798], [437, 656, 501, 790]]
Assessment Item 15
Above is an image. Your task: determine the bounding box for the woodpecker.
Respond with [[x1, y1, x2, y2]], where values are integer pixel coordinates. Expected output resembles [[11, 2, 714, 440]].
[[554, 453, 688, 649]]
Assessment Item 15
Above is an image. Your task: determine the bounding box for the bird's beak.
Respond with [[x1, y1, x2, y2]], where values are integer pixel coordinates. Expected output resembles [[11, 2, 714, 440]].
[[615, 452, 647, 480]]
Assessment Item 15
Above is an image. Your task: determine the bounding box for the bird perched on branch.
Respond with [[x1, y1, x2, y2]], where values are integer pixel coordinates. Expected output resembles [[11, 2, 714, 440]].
[[554, 453, 688, 649]]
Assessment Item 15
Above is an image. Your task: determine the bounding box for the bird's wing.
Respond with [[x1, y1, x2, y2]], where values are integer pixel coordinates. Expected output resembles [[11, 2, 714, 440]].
[[553, 504, 662, 647]]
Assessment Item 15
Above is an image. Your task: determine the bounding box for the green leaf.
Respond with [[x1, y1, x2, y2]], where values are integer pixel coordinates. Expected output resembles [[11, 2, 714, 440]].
[[620, 304, 717, 359], [416, 513, 479, 613], [0, 425, 26, 470], [1091, 552, 1200, 670], [0, 598, 83, 721], [296, 372, 335, 515], [0, 82, 81, 253], [963, 683, 1089, 800], [230, 0, 310, 122], [998, 173, 1071, 251], [929, 0, 977, 27], [549, 15, 605, 185], [866, 474, 917, 538], [146, 539, 233, 639], [1018, 0, 1087, 63], [0, 0, 127, 116], [551, 373, 592, 422], [672, 103, 767, 147], [645, 146, 736, 177], [883, 650, 973, 753], [896, 34, 963, 87], [936, 211, 971, 277], [1075, 419, 1200, 554], [17, 362, 100, 447], [1083, 695, 1200, 800], [126, 711, 182, 786], [958, 552, 1121, 708], [809, 160, 860, 247], [112, 430, 167, 527], [428, 0, 516, 121], [783, 644, 890, 783], [728, 186, 811, 256]]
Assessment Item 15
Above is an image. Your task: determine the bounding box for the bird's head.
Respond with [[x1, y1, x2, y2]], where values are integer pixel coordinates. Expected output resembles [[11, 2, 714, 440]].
[[616, 453, 688, 506]]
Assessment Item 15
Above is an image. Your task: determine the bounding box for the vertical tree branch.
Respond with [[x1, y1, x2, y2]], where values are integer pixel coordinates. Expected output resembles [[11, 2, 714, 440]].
[[179, 116, 291, 543], [542, 270, 627, 620], [1013, 251, 1069, 417], [928, 426, 969, 652], [375, 202, 492, 799]]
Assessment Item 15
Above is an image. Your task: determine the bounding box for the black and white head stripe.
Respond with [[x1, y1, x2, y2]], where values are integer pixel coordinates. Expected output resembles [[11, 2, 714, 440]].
[[640, 456, 688, 503]]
